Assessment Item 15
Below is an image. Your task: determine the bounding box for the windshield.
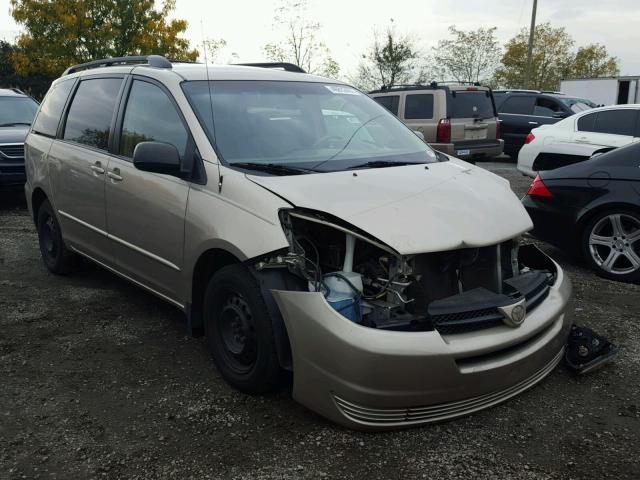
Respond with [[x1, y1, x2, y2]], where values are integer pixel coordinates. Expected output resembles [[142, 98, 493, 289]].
[[0, 96, 39, 126], [559, 97, 596, 113], [182, 80, 438, 171], [449, 91, 495, 118]]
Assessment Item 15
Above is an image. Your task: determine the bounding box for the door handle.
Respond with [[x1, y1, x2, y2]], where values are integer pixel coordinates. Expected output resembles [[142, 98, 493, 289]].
[[90, 161, 105, 175], [107, 167, 123, 182], [528, 121, 539, 125], [576, 137, 589, 143]]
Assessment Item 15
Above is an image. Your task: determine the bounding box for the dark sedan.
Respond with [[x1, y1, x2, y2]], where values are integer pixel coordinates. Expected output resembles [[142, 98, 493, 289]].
[[522, 142, 640, 283]]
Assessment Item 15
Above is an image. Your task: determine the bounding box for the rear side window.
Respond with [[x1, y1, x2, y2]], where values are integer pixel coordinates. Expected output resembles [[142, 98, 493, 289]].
[[534, 98, 564, 117], [404, 94, 434, 119], [500, 96, 535, 115], [592, 110, 638, 136], [450, 91, 495, 118], [32, 80, 74, 137], [63, 78, 122, 151], [119, 80, 189, 159], [374, 95, 400, 116]]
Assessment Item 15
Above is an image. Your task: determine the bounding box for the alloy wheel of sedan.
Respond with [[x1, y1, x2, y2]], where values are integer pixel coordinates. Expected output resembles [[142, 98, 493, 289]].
[[588, 212, 640, 276]]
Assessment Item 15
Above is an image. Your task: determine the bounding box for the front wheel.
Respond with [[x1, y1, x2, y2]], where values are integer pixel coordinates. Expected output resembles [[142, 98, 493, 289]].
[[203, 264, 282, 393], [582, 209, 640, 282]]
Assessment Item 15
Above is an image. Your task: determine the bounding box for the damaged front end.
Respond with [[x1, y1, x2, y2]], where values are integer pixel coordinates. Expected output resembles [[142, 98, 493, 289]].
[[256, 208, 557, 335], [251, 208, 571, 430]]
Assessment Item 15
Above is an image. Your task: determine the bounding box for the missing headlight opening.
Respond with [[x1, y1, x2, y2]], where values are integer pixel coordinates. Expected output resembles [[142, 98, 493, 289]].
[[255, 209, 556, 334]]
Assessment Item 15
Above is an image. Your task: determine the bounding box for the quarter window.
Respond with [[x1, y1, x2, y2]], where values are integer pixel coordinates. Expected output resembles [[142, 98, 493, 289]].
[[63, 78, 122, 150], [374, 95, 400, 116], [404, 94, 434, 119], [119, 80, 188, 159], [32, 80, 74, 137], [500, 96, 535, 115], [577, 112, 597, 132]]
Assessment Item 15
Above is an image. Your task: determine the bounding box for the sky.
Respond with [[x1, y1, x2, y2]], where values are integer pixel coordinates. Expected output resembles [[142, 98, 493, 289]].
[[2, 0, 640, 77]]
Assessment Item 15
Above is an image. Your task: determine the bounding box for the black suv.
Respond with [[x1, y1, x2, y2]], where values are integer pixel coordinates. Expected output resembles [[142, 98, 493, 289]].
[[494, 90, 595, 158], [0, 88, 39, 187]]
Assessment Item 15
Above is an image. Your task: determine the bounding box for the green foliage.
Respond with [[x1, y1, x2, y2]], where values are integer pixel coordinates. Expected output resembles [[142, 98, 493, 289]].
[[572, 44, 620, 78], [0, 40, 53, 99], [433, 26, 501, 83], [494, 23, 619, 90], [263, 0, 339, 77], [10, 0, 198, 77], [352, 25, 420, 91]]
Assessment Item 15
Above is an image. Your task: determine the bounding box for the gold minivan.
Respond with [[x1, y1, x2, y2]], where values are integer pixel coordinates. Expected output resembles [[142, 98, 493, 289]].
[[25, 56, 569, 430], [370, 83, 504, 161]]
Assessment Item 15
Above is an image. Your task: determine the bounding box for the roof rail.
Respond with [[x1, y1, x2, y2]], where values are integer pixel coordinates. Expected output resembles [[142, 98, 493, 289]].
[[10, 88, 25, 95], [436, 80, 483, 87], [234, 62, 306, 73], [493, 89, 541, 94], [63, 55, 172, 76]]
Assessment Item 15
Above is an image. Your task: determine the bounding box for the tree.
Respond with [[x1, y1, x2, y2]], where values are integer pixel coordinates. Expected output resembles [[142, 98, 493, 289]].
[[432, 26, 501, 84], [202, 38, 237, 64], [571, 44, 619, 78], [0, 40, 53, 99], [263, 0, 339, 77], [352, 24, 421, 91], [495, 23, 574, 90], [10, 0, 198, 77]]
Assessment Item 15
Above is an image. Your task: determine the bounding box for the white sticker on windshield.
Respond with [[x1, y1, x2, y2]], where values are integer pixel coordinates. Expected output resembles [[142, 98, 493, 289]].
[[324, 85, 361, 95]]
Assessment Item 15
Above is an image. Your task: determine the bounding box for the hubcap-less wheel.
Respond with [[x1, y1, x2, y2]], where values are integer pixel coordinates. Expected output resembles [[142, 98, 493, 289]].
[[217, 293, 257, 374], [589, 213, 640, 275], [42, 214, 58, 256]]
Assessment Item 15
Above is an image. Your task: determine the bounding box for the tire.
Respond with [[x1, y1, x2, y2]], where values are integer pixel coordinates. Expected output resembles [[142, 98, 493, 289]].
[[36, 199, 79, 274], [203, 264, 282, 393], [582, 208, 640, 283]]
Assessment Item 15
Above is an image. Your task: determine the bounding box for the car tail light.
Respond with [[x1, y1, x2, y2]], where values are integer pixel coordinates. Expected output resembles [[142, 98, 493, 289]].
[[466, 87, 478, 91], [527, 175, 553, 198], [437, 118, 451, 143], [496, 118, 501, 139], [524, 133, 535, 144]]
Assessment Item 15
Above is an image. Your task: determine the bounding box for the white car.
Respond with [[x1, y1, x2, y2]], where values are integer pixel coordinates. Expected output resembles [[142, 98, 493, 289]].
[[517, 104, 640, 177]]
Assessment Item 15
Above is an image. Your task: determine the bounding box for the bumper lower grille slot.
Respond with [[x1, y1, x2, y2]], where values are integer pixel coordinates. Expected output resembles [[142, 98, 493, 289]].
[[333, 348, 564, 427]]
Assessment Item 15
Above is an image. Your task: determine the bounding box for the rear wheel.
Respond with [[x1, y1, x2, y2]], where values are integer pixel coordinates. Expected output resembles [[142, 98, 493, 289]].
[[203, 264, 281, 393], [582, 209, 640, 282], [36, 200, 79, 274]]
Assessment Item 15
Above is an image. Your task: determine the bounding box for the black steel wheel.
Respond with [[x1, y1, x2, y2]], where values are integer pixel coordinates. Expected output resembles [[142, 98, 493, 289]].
[[36, 199, 79, 274], [203, 264, 281, 393]]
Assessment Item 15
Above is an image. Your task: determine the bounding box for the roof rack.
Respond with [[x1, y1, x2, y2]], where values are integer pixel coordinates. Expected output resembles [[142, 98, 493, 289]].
[[10, 88, 25, 95], [234, 62, 306, 74], [541, 90, 564, 95], [63, 55, 172, 76], [493, 89, 541, 94], [436, 80, 483, 87]]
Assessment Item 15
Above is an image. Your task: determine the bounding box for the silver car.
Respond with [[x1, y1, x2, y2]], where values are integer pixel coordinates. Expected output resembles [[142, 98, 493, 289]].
[[25, 56, 571, 430]]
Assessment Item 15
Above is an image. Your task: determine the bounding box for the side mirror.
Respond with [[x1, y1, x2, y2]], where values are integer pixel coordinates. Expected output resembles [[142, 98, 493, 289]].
[[413, 130, 425, 141], [133, 141, 181, 175]]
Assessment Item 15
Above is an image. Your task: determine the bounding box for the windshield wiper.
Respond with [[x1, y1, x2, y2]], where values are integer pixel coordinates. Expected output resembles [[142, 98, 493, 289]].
[[346, 160, 426, 170], [230, 162, 316, 175], [0, 122, 31, 127]]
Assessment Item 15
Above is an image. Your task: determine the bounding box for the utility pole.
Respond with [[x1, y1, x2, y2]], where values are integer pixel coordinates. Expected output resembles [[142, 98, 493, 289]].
[[525, 0, 538, 89]]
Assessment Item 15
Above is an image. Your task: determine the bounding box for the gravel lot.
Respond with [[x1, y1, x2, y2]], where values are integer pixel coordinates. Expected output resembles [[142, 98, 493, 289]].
[[1, 161, 639, 480]]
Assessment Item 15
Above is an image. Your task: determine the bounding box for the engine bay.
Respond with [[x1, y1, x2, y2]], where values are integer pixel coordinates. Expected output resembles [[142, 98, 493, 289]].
[[255, 209, 555, 334]]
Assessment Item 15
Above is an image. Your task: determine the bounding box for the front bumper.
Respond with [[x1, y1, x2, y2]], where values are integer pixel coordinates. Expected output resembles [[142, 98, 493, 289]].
[[272, 246, 571, 430]]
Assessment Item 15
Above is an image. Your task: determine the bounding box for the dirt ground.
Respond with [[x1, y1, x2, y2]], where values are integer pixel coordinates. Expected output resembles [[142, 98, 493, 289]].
[[1, 161, 639, 480]]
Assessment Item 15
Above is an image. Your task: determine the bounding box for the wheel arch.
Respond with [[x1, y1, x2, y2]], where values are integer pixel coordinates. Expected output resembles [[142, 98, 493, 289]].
[[188, 247, 297, 370], [577, 201, 640, 239], [31, 186, 49, 223]]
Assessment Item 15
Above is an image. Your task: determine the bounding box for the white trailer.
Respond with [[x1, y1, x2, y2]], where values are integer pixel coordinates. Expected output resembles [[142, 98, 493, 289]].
[[560, 76, 640, 106]]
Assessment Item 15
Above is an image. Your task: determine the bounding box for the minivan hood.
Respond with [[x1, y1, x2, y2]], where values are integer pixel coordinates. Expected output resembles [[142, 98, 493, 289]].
[[0, 126, 29, 144], [248, 160, 532, 255]]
